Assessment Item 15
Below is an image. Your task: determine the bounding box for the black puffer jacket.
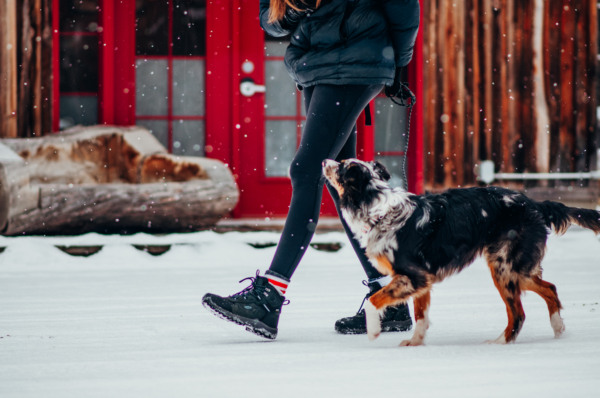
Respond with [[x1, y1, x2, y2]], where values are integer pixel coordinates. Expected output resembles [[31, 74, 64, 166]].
[[259, 0, 420, 87]]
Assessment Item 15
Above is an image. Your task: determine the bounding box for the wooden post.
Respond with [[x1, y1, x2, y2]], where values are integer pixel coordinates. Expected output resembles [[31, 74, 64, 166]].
[[532, 0, 550, 173], [558, 0, 576, 172], [0, 0, 18, 138]]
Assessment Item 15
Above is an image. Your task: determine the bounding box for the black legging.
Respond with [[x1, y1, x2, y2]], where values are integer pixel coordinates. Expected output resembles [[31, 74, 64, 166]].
[[266, 84, 385, 281]]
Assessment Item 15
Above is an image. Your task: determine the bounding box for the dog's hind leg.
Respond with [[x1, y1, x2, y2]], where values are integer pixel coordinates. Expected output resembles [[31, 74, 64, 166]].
[[486, 257, 526, 344], [523, 276, 565, 337], [399, 290, 431, 347]]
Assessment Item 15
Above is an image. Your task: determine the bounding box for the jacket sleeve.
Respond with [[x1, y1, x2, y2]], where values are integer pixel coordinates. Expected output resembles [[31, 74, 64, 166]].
[[380, 0, 420, 67], [260, 0, 304, 38]]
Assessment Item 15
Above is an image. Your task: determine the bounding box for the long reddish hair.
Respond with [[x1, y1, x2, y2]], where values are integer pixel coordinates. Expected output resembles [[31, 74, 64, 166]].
[[268, 0, 322, 23]]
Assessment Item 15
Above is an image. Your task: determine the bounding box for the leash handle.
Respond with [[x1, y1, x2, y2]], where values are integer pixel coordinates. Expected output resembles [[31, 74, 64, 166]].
[[387, 83, 416, 191]]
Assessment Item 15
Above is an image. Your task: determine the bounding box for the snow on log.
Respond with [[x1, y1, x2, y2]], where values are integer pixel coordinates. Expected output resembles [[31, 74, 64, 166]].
[[0, 126, 239, 235]]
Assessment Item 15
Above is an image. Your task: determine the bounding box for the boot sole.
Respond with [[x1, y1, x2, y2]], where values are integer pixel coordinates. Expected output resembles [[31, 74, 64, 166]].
[[202, 295, 278, 340], [335, 320, 413, 335]]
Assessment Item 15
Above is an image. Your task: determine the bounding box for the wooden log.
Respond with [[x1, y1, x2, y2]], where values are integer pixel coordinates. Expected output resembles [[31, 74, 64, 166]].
[[0, 0, 18, 138], [0, 126, 239, 235]]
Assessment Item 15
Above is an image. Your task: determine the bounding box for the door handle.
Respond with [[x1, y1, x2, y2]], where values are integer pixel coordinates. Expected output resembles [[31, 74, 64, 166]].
[[240, 78, 266, 97]]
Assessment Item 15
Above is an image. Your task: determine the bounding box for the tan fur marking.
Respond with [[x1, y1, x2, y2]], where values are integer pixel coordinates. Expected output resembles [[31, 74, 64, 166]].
[[413, 290, 431, 322], [523, 276, 563, 316], [486, 257, 525, 343], [371, 255, 394, 277]]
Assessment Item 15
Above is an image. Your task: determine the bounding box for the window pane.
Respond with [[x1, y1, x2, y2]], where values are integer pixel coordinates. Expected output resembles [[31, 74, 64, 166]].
[[59, 0, 98, 33], [59, 95, 98, 129], [264, 33, 290, 57], [374, 97, 407, 153], [265, 120, 296, 177], [173, 0, 206, 56], [375, 155, 406, 189], [136, 0, 169, 55], [173, 120, 205, 156], [137, 120, 169, 149], [172, 60, 205, 116], [136, 59, 168, 116], [265, 61, 297, 116], [60, 36, 98, 92]]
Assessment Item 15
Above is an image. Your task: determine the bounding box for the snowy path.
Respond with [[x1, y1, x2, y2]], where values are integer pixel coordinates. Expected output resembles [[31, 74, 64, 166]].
[[1, 229, 599, 397]]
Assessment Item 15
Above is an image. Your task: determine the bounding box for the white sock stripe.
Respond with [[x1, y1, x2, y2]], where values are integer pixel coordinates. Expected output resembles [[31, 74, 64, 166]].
[[265, 274, 289, 296]]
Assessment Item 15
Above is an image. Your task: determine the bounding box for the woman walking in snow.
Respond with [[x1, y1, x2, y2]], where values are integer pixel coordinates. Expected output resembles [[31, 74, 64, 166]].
[[203, 0, 420, 339]]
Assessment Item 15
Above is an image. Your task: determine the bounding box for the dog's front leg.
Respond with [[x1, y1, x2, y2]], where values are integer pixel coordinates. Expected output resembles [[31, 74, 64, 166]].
[[364, 300, 385, 341], [365, 274, 417, 341]]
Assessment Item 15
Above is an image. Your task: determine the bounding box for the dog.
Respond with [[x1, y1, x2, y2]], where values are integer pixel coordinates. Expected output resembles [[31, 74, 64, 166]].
[[322, 158, 600, 346]]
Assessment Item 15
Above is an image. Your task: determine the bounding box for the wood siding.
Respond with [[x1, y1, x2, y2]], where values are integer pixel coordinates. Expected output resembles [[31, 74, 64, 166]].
[[13, 0, 53, 138], [0, 0, 18, 138], [422, 0, 598, 189]]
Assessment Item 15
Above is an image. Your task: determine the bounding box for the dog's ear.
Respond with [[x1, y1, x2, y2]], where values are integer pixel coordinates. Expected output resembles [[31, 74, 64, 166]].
[[372, 161, 391, 181], [342, 164, 369, 189]]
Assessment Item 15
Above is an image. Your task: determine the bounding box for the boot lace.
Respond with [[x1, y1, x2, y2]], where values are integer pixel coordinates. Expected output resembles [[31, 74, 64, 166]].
[[356, 280, 374, 315], [231, 270, 267, 300], [230, 270, 291, 306]]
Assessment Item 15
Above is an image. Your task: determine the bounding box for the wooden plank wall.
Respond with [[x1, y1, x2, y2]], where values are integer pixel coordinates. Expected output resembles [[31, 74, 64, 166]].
[[0, 0, 18, 138], [15, 0, 53, 138], [422, 0, 598, 189]]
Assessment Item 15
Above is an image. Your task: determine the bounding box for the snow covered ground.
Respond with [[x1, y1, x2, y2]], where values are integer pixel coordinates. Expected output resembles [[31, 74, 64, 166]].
[[1, 228, 599, 397]]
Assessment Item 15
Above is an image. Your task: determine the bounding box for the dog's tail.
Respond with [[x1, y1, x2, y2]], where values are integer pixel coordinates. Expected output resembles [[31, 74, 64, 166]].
[[535, 200, 600, 235]]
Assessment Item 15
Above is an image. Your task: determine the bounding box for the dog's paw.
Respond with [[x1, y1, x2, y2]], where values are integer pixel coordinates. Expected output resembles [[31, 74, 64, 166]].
[[550, 313, 565, 338], [399, 338, 424, 347], [364, 300, 383, 342]]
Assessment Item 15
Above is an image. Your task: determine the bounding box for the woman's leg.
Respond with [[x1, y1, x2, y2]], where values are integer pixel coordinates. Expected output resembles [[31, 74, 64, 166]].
[[266, 84, 384, 281]]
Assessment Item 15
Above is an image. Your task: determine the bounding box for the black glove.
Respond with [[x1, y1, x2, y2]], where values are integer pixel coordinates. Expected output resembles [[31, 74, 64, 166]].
[[384, 67, 403, 98]]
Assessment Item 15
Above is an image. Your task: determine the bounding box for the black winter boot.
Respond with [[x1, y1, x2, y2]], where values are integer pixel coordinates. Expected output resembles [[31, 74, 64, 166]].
[[202, 272, 286, 339], [335, 281, 412, 335]]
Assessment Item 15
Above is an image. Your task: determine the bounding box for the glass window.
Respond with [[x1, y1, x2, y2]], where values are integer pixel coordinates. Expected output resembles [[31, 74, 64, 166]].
[[374, 97, 407, 152], [59, 36, 99, 93], [173, 120, 205, 156], [265, 61, 297, 117], [137, 120, 169, 149], [172, 60, 205, 116], [59, 0, 98, 33], [136, 0, 169, 56], [374, 96, 409, 189], [375, 155, 406, 189], [173, 0, 207, 56], [263, 33, 303, 177], [265, 121, 297, 177], [136, 59, 168, 116], [59, 95, 98, 129]]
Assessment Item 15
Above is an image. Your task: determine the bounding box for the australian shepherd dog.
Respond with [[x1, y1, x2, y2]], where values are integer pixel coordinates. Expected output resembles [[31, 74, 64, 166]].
[[322, 158, 600, 346]]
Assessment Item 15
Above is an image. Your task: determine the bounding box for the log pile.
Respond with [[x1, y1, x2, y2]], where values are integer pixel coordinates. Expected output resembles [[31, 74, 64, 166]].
[[0, 126, 239, 235]]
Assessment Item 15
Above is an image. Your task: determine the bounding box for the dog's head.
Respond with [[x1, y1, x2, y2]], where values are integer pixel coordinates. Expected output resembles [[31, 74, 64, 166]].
[[322, 159, 392, 208]]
